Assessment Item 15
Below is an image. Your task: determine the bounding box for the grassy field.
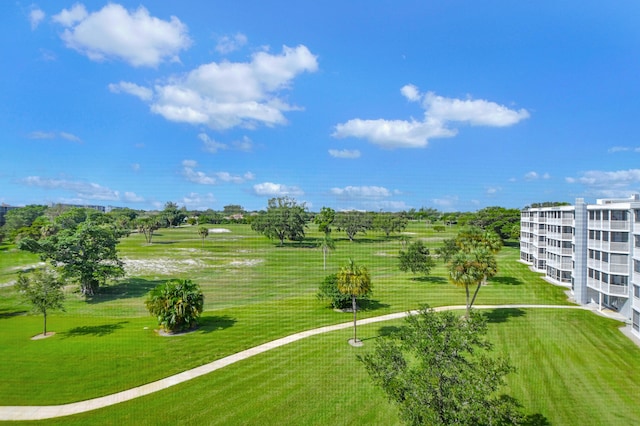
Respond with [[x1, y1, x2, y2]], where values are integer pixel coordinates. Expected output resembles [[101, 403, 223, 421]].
[[1, 222, 637, 424]]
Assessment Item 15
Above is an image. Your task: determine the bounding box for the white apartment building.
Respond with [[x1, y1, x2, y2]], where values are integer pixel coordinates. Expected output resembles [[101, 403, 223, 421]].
[[520, 195, 640, 338]]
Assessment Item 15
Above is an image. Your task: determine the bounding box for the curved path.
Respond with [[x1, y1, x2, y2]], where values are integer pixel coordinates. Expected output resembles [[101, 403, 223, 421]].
[[0, 304, 608, 421]]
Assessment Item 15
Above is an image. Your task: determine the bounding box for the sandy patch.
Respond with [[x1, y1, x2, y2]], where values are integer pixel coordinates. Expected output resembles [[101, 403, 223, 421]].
[[229, 259, 264, 267], [31, 332, 55, 340], [209, 228, 231, 233], [123, 258, 206, 276]]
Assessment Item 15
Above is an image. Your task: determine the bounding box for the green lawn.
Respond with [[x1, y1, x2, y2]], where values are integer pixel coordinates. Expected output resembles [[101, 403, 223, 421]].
[[2, 223, 634, 424], [29, 309, 640, 426]]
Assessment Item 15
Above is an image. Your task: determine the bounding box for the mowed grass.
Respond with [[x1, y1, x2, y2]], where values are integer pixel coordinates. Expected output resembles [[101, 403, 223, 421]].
[[0, 222, 587, 414], [31, 309, 640, 426]]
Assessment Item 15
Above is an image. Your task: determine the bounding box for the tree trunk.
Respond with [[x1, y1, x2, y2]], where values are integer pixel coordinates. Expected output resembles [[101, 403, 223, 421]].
[[323, 246, 327, 270], [43, 310, 47, 336], [352, 295, 358, 342], [465, 284, 471, 318]]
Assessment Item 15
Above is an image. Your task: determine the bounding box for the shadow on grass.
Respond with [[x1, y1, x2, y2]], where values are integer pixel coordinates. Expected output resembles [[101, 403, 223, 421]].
[[522, 413, 551, 426], [410, 276, 448, 284], [63, 321, 129, 337], [0, 309, 27, 319], [483, 308, 526, 323], [197, 315, 236, 334], [377, 325, 403, 337], [492, 276, 523, 286], [86, 278, 166, 304], [359, 299, 391, 311]]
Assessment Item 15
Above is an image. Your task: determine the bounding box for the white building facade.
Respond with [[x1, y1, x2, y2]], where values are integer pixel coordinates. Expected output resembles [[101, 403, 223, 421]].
[[520, 195, 640, 338]]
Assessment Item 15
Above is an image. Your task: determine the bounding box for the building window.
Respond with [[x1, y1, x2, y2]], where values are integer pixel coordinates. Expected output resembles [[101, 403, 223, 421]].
[[611, 232, 629, 243], [633, 310, 640, 332], [611, 210, 628, 221], [602, 210, 609, 220], [635, 259, 640, 273], [634, 285, 640, 298], [610, 275, 628, 286], [602, 231, 609, 241], [635, 210, 640, 222]]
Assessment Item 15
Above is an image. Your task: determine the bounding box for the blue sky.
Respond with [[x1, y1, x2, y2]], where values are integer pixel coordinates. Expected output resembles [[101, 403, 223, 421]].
[[2, 1, 640, 212]]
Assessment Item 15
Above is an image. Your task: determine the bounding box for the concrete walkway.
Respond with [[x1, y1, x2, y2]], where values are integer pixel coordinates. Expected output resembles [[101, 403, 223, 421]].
[[0, 304, 618, 421]]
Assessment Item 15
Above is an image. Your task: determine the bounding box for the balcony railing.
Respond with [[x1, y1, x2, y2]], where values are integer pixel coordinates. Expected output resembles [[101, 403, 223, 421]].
[[587, 279, 629, 297]]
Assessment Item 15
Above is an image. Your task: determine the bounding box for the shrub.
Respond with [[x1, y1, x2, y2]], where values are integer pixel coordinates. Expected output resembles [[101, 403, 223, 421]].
[[146, 279, 204, 333], [318, 273, 371, 310]]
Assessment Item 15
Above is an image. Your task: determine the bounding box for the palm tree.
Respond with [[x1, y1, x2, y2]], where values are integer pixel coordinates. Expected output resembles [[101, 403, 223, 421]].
[[318, 234, 336, 270], [198, 226, 209, 248], [337, 259, 372, 345], [448, 247, 497, 317]]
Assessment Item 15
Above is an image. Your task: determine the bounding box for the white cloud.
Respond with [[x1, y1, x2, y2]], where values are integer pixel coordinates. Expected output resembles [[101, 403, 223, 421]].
[[432, 196, 459, 210], [123, 191, 144, 202], [21, 176, 119, 201], [114, 44, 318, 130], [608, 146, 640, 153], [131, 163, 141, 172], [216, 33, 248, 54], [328, 149, 361, 159], [233, 136, 254, 152], [181, 192, 216, 209], [29, 8, 46, 30], [331, 185, 392, 199], [181, 160, 253, 185], [486, 187, 501, 195], [198, 133, 228, 153], [333, 85, 529, 149], [524, 171, 551, 181], [400, 84, 420, 102], [108, 81, 153, 101], [253, 182, 304, 197], [423, 92, 530, 127], [52, 3, 191, 67], [27, 130, 82, 143], [52, 3, 88, 26], [566, 169, 640, 197]]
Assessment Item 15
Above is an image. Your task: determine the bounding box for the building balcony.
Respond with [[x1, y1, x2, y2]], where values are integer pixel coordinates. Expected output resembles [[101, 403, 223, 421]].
[[587, 279, 629, 297]]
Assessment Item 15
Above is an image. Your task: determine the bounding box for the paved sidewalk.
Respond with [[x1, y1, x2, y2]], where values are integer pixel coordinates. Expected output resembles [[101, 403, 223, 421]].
[[0, 304, 604, 421]]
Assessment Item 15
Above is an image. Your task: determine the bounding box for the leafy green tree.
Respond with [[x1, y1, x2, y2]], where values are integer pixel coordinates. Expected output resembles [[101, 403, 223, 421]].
[[19, 221, 124, 296], [449, 247, 498, 317], [314, 207, 336, 236], [223, 204, 245, 216], [198, 226, 209, 247], [251, 197, 308, 246], [145, 279, 204, 333], [136, 215, 162, 244], [468, 206, 521, 241], [399, 240, 435, 276], [334, 211, 372, 242], [373, 212, 408, 237], [2, 205, 47, 240], [162, 201, 187, 228], [359, 306, 525, 426], [317, 273, 353, 309], [337, 259, 372, 344], [16, 268, 65, 336]]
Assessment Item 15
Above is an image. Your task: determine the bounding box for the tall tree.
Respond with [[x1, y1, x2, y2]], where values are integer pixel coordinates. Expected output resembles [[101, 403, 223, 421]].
[[334, 211, 372, 242], [19, 221, 124, 296], [15, 268, 65, 336], [136, 216, 162, 244], [250, 197, 308, 246], [373, 212, 408, 237], [448, 247, 498, 317], [162, 201, 187, 228], [198, 226, 209, 247], [336, 259, 372, 345], [2, 205, 47, 240], [318, 233, 336, 270], [314, 206, 336, 236], [359, 306, 525, 426], [398, 240, 435, 277]]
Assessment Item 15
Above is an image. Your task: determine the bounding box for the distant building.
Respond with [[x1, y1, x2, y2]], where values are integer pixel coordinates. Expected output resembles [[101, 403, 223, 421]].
[[48, 203, 107, 213], [520, 194, 640, 338]]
